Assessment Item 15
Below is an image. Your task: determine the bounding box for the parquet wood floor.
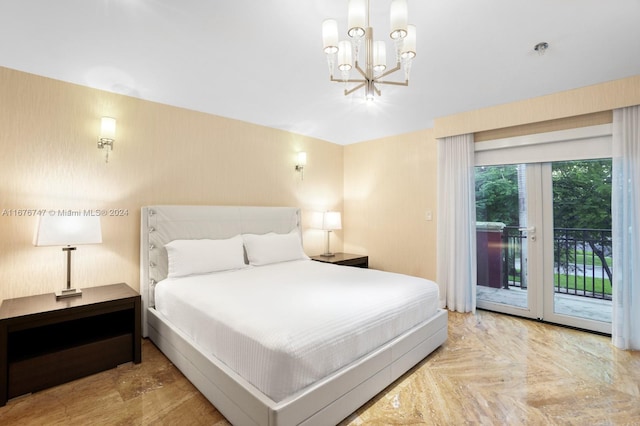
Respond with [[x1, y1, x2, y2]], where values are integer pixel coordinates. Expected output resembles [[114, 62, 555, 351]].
[[1, 310, 638, 425]]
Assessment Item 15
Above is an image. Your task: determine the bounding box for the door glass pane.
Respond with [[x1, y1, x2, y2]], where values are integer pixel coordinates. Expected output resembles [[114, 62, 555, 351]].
[[551, 159, 612, 323], [475, 164, 528, 309]]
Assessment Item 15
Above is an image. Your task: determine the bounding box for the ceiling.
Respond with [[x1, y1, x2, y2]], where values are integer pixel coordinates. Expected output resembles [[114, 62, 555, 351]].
[[1, 0, 639, 145]]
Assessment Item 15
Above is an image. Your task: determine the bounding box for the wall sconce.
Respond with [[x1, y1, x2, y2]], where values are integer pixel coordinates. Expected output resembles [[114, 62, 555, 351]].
[[295, 151, 307, 180], [97, 116, 116, 163]]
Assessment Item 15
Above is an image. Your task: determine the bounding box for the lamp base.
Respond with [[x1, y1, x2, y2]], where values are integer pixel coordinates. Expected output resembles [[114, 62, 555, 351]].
[[56, 288, 82, 300], [320, 252, 336, 257]]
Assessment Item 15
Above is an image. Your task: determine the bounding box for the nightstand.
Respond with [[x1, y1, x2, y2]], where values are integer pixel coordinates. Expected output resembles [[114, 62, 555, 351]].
[[310, 252, 369, 268], [0, 283, 141, 406]]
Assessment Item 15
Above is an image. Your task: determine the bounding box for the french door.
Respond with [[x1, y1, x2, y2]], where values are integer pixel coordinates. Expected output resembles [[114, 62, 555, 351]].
[[474, 126, 613, 334]]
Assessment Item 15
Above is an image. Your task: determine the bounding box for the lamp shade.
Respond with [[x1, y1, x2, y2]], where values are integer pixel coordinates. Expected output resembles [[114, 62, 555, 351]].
[[390, 0, 408, 40], [100, 117, 116, 140], [400, 24, 416, 59], [322, 211, 342, 230], [322, 19, 339, 54], [297, 151, 307, 166], [338, 41, 353, 71], [373, 41, 387, 72], [34, 215, 102, 247], [347, 0, 366, 38]]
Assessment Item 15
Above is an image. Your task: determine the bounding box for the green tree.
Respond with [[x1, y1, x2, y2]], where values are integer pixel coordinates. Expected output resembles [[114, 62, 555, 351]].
[[552, 160, 611, 230], [475, 160, 612, 230], [552, 159, 612, 282], [475, 165, 519, 225]]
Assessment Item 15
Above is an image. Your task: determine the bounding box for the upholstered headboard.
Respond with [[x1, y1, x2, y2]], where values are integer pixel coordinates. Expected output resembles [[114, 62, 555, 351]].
[[140, 205, 301, 336]]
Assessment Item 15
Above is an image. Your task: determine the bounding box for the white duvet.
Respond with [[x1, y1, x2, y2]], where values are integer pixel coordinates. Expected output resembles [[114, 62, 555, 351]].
[[154, 259, 440, 402]]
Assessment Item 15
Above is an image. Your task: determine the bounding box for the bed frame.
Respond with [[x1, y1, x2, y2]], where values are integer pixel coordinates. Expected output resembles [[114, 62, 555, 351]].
[[140, 205, 448, 425]]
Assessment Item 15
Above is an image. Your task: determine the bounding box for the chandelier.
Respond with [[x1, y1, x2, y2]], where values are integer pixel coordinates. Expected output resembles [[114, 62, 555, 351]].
[[322, 0, 416, 101]]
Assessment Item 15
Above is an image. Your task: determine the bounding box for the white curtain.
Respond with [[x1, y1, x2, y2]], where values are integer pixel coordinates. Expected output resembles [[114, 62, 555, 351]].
[[612, 106, 640, 350], [436, 133, 477, 312]]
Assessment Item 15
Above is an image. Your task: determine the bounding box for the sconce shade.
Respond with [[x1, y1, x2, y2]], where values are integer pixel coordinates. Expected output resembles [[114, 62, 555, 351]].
[[297, 151, 307, 167], [100, 117, 116, 140], [34, 215, 102, 247]]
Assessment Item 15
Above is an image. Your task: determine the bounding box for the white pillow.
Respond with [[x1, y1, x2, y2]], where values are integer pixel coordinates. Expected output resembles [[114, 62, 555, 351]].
[[165, 235, 246, 278], [242, 230, 309, 266]]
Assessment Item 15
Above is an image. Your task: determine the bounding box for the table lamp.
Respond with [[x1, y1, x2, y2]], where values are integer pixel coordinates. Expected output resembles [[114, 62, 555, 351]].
[[33, 215, 102, 299], [312, 211, 342, 257]]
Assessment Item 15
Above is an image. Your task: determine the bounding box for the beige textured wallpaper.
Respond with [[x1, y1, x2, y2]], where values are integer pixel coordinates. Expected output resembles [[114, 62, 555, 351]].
[[344, 129, 438, 281], [0, 67, 343, 301], [435, 75, 640, 138], [473, 111, 613, 142]]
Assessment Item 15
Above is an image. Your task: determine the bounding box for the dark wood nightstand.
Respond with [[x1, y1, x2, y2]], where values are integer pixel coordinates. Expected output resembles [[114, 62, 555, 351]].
[[0, 283, 141, 406], [310, 252, 369, 268]]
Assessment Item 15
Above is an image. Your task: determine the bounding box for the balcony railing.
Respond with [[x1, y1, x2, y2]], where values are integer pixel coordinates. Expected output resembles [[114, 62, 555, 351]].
[[498, 226, 612, 300]]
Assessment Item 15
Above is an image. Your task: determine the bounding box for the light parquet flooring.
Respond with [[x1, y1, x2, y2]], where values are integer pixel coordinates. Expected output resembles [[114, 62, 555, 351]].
[[1, 310, 638, 425]]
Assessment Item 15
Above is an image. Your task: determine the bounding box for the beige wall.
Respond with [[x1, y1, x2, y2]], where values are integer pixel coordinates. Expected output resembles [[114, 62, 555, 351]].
[[435, 75, 640, 138], [473, 111, 613, 142], [0, 67, 343, 301], [343, 129, 438, 281]]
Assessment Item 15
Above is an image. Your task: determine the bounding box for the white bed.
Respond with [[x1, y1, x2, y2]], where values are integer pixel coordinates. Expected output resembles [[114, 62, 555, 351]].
[[140, 205, 447, 425]]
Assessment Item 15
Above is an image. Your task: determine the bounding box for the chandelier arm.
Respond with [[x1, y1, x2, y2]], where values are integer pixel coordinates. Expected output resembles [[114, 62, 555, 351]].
[[354, 61, 368, 79], [375, 80, 409, 87], [330, 76, 367, 84], [344, 82, 367, 96], [374, 62, 402, 80]]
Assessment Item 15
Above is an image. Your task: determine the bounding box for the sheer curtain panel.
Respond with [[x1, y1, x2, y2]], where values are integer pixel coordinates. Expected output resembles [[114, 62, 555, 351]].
[[436, 134, 477, 312], [612, 106, 640, 350]]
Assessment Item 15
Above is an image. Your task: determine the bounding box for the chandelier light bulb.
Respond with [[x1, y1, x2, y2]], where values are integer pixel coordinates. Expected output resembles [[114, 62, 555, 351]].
[[365, 80, 375, 101]]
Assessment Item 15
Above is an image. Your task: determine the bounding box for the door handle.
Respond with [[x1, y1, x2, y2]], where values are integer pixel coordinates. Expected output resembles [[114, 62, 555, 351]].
[[518, 226, 536, 241]]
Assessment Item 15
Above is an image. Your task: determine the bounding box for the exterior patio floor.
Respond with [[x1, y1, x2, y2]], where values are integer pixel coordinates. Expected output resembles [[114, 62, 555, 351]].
[[477, 285, 612, 324]]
